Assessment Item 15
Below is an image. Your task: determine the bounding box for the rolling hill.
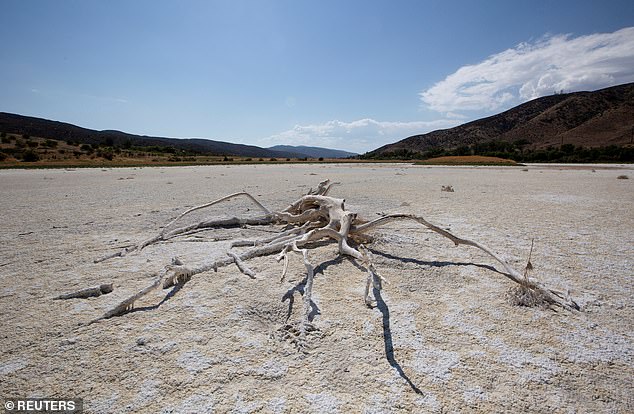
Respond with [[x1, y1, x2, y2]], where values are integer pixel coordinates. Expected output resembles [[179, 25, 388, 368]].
[[0, 113, 339, 159], [368, 83, 634, 157]]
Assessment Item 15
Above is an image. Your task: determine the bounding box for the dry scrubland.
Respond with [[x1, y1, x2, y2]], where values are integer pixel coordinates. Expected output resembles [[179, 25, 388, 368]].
[[0, 163, 633, 413]]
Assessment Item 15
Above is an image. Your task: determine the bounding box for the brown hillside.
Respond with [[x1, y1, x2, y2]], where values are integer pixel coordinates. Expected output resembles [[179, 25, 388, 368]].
[[370, 83, 634, 156], [0, 113, 306, 159]]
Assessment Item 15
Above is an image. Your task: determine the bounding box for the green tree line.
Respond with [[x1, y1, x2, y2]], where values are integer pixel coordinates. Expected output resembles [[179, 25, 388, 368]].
[[362, 140, 634, 163]]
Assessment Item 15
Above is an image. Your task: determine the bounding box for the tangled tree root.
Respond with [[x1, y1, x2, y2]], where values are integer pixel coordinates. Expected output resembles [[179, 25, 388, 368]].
[[78, 179, 578, 347]]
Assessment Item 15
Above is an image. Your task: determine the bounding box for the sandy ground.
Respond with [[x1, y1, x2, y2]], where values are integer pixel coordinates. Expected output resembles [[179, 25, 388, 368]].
[[0, 163, 633, 413]]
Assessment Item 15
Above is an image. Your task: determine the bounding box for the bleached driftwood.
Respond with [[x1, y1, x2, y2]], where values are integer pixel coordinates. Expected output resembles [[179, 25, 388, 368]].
[[81, 180, 578, 347], [55, 283, 113, 300]]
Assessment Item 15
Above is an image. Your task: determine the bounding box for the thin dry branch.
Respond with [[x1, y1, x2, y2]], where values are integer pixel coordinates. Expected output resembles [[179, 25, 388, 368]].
[[94, 192, 273, 263], [55, 283, 113, 300], [352, 214, 578, 310]]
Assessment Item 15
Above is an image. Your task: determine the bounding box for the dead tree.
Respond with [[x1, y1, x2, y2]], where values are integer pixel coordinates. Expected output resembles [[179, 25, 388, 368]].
[[84, 180, 578, 346]]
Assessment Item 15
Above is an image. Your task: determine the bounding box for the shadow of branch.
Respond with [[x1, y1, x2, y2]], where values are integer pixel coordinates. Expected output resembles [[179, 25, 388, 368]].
[[373, 285, 424, 395], [126, 282, 186, 314], [281, 275, 321, 323], [349, 256, 424, 395], [368, 248, 501, 274]]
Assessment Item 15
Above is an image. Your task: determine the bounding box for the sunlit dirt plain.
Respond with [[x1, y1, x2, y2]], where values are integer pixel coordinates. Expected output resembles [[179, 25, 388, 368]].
[[1, 163, 632, 413]]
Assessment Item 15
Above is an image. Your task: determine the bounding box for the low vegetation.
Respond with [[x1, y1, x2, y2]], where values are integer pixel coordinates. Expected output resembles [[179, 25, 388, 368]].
[[2, 131, 632, 168], [417, 155, 518, 166], [363, 139, 634, 163], [0, 133, 352, 168]]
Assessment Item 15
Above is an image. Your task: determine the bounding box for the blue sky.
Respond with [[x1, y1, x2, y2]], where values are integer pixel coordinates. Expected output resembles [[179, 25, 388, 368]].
[[1, 0, 633, 153]]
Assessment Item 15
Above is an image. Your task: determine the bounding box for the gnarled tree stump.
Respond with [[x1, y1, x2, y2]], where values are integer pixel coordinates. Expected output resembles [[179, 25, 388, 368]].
[[81, 180, 578, 348]]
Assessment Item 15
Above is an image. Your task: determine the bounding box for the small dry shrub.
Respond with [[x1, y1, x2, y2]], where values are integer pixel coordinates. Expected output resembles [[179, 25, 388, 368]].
[[506, 238, 549, 308], [617, 175, 629, 179], [506, 284, 549, 309]]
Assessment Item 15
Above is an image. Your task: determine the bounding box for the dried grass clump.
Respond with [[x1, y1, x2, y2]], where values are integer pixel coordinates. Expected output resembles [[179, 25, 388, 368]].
[[617, 175, 629, 180], [506, 239, 554, 309], [506, 284, 549, 309]]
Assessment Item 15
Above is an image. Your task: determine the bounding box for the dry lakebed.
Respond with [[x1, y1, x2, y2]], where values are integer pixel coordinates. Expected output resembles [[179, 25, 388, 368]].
[[0, 163, 632, 413]]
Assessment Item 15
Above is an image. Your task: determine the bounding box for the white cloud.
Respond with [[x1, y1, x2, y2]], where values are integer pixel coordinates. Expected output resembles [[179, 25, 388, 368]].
[[263, 118, 460, 153], [420, 27, 634, 114], [264, 28, 634, 154]]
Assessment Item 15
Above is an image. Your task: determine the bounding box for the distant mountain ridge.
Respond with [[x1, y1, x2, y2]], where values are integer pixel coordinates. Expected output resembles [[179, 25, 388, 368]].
[[0, 113, 342, 159], [268, 145, 357, 159], [368, 82, 634, 157]]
